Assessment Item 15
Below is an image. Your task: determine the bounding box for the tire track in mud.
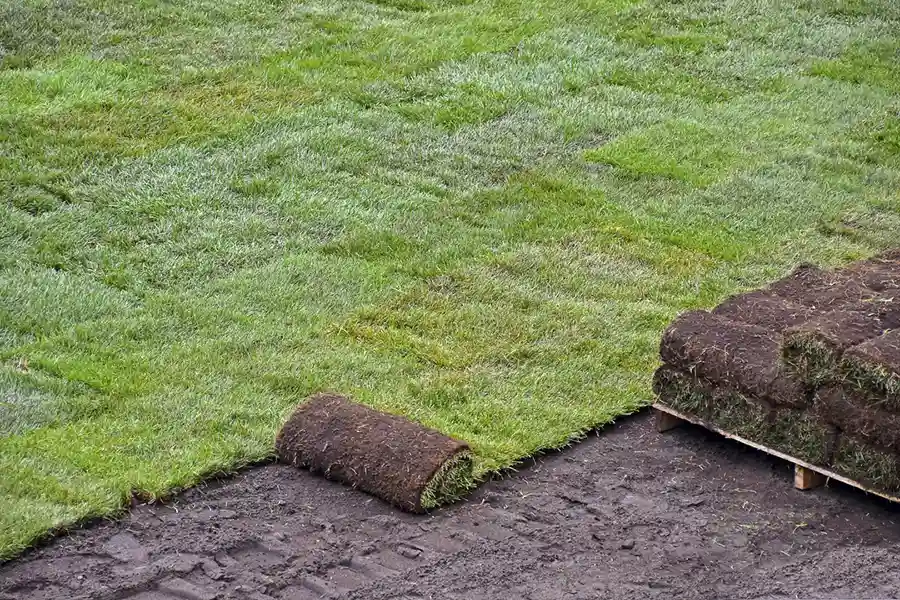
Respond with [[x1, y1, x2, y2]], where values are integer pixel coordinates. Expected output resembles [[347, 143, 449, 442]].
[[3, 412, 900, 599]]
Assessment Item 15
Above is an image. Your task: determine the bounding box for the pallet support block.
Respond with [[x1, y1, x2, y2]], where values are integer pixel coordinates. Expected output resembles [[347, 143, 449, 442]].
[[655, 408, 684, 432], [794, 465, 827, 490]]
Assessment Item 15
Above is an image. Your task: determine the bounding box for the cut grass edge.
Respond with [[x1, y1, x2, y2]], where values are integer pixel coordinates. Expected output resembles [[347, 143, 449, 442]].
[[0, 405, 647, 561]]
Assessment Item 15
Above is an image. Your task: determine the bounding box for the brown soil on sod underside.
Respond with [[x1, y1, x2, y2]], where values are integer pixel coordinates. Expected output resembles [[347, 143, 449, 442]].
[[844, 249, 900, 292], [659, 311, 805, 407], [815, 387, 900, 454], [766, 264, 880, 310], [842, 329, 900, 409], [275, 393, 470, 513], [4, 412, 900, 600], [712, 289, 815, 333]]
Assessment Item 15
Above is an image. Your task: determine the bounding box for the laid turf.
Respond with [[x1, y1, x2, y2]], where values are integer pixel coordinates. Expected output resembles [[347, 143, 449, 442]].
[[2, 0, 900, 558]]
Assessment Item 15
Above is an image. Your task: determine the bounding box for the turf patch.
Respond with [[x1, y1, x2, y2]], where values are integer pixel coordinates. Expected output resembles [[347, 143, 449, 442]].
[[584, 120, 753, 187], [275, 393, 473, 512]]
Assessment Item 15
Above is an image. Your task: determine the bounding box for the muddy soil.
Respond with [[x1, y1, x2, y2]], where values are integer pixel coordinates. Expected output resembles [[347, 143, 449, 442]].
[[3, 411, 900, 600]]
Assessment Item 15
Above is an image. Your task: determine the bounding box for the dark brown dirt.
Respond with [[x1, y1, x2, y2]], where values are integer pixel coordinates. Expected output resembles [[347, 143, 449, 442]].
[[275, 393, 471, 513], [4, 411, 900, 600], [660, 311, 805, 407]]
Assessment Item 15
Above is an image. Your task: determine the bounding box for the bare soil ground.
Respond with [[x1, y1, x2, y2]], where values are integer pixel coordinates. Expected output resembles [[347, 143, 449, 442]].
[[3, 411, 900, 600]]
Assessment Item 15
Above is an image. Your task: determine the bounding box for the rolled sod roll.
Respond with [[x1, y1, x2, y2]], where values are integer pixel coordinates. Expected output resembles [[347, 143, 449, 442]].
[[660, 311, 805, 407], [841, 329, 900, 411], [712, 289, 814, 333], [832, 435, 900, 495], [782, 305, 900, 385], [815, 387, 900, 454], [653, 366, 833, 465], [276, 393, 473, 513]]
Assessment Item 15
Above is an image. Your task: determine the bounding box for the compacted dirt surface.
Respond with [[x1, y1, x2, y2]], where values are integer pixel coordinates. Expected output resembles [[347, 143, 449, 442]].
[[3, 411, 900, 600]]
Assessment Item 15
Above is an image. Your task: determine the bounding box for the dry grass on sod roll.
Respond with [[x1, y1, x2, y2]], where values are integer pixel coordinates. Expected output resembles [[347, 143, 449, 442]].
[[2, 0, 900, 558]]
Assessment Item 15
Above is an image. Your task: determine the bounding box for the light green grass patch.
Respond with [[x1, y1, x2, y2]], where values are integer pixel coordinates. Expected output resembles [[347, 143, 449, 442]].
[[585, 120, 755, 186]]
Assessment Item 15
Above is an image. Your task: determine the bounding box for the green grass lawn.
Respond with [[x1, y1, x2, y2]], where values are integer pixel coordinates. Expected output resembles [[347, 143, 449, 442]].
[[1, 0, 899, 558]]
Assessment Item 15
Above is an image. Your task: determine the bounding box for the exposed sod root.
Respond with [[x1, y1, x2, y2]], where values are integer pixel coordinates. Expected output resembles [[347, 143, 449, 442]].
[[841, 329, 900, 411], [712, 290, 814, 333], [844, 249, 900, 293], [833, 437, 900, 494], [766, 264, 877, 310], [276, 393, 473, 512]]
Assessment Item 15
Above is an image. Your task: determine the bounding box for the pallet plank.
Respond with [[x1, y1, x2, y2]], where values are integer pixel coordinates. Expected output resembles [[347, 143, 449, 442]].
[[653, 403, 900, 504]]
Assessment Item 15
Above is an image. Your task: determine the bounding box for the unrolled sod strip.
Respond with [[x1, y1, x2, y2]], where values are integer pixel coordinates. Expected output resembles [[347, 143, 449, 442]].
[[276, 393, 473, 512]]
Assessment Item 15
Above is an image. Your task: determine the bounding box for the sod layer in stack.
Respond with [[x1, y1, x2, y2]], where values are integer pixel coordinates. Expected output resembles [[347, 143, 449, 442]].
[[766, 264, 879, 310], [275, 393, 473, 512], [659, 311, 805, 408], [815, 388, 900, 454], [841, 329, 900, 410], [782, 306, 900, 386], [653, 366, 833, 465], [711, 289, 814, 333], [833, 436, 900, 494], [656, 249, 900, 499]]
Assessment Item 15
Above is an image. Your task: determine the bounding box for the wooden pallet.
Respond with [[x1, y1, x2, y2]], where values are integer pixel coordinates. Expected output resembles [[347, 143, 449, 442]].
[[653, 402, 900, 503]]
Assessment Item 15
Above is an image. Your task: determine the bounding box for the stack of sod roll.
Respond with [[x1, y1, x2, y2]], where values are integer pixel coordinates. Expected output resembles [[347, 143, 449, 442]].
[[655, 250, 900, 494]]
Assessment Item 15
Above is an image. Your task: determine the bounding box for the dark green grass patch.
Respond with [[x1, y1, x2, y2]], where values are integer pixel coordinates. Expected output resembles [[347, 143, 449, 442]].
[[2, 0, 900, 558]]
